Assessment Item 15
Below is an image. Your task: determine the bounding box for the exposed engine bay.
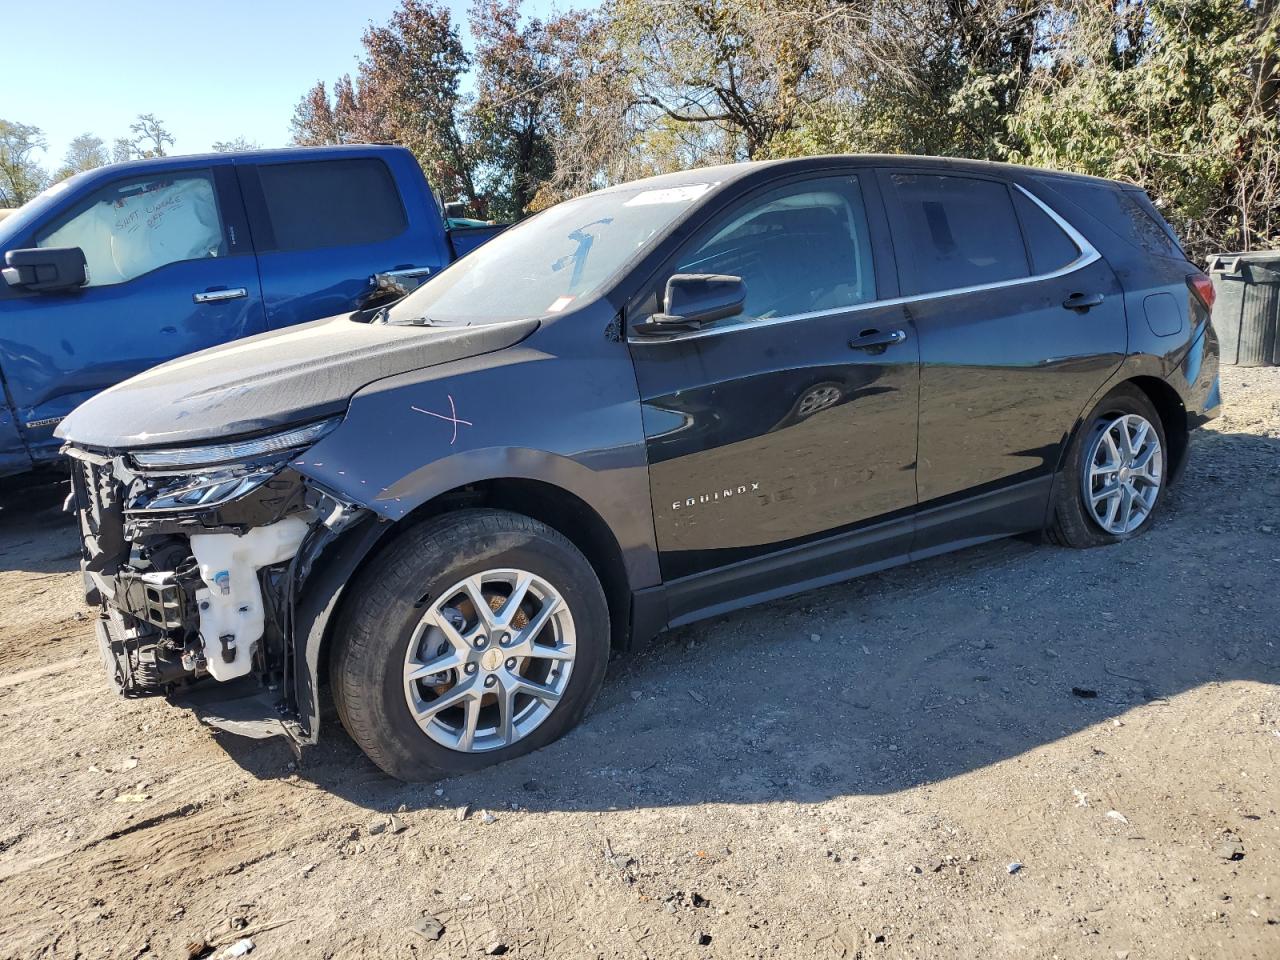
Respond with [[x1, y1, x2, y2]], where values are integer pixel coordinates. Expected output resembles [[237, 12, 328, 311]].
[[65, 419, 366, 743]]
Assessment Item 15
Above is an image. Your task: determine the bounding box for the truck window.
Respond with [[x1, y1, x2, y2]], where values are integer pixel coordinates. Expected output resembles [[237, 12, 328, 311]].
[[254, 158, 408, 251], [36, 172, 224, 287]]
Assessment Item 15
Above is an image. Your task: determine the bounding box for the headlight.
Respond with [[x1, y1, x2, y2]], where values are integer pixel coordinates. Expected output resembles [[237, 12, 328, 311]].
[[130, 467, 280, 512], [129, 419, 338, 471]]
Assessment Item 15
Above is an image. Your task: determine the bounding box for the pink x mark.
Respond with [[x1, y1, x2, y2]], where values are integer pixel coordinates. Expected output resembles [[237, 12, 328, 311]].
[[411, 394, 473, 445]]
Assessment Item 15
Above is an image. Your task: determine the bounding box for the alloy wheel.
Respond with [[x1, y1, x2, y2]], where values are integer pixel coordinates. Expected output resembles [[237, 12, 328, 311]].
[[403, 568, 576, 753], [1081, 413, 1163, 535]]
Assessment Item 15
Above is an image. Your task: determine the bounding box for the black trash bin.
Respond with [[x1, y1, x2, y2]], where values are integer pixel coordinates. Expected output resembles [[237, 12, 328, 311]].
[[1207, 251, 1280, 366]]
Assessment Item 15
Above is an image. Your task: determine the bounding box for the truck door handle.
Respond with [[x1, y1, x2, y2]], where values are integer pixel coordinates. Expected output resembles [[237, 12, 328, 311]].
[[1062, 292, 1104, 312], [193, 287, 247, 304], [849, 328, 907, 352], [382, 266, 433, 281]]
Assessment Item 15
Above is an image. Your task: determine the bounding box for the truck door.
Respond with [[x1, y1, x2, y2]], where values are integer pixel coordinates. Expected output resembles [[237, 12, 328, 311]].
[[0, 162, 264, 463], [236, 154, 451, 329]]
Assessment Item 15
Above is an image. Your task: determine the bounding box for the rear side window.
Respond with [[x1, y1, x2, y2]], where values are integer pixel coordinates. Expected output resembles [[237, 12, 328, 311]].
[[254, 158, 407, 251], [1012, 190, 1080, 274], [886, 174, 1029, 295], [1037, 178, 1181, 259]]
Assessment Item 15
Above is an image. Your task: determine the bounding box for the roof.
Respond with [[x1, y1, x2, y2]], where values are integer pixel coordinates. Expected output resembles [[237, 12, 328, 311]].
[[596, 154, 1127, 193]]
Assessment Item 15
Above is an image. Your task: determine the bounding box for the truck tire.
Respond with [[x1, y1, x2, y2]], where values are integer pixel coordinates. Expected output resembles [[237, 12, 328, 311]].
[[330, 508, 610, 781], [1049, 385, 1168, 548]]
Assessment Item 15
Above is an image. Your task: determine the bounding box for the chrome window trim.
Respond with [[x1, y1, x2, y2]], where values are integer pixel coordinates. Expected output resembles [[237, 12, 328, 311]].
[[629, 183, 1101, 345]]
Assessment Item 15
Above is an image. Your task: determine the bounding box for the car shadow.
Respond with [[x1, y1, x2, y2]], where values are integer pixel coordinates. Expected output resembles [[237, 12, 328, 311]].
[[215, 425, 1280, 812]]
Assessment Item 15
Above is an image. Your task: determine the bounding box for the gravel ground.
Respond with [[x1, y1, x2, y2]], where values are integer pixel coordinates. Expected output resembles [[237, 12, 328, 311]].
[[0, 366, 1277, 960]]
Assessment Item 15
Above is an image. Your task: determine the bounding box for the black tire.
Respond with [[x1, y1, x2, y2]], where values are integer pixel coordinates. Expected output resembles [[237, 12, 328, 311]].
[[329, 508, 610, 781], [1048, 384, 1168, 548]]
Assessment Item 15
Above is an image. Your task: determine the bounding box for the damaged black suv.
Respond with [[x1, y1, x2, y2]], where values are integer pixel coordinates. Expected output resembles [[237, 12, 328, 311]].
[[59, 156, 1220, 780]]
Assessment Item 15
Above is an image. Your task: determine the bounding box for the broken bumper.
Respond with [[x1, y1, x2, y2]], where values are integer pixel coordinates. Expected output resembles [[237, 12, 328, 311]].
[[64, 433, 367, 746]]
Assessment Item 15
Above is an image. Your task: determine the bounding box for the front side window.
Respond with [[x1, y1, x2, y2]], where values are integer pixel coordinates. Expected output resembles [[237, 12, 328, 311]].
[[888, 174, 1029, 295], [36, 172, 223, 287], [670, 175, 876, 322], [256, 158, 408, 251]]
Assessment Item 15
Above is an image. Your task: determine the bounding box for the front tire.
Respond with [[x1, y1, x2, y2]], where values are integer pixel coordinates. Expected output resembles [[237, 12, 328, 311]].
[[1049, 385, 1167, 548], [330, 509, 610, 781]]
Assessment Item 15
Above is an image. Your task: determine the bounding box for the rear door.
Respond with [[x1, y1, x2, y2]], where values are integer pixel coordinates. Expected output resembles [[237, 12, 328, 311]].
[[628, 171, 920, 612], [0, 162, 263, 462], [237, 154, 450, 328], [876, 168, 1126, 550]]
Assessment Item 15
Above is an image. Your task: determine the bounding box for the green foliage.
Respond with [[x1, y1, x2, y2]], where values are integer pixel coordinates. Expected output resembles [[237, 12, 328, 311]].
[[0, 120, 48, 206], [1010, 0, 1280, 258]]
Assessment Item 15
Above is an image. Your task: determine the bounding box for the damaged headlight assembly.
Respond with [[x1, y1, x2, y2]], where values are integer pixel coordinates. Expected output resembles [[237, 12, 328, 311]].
[[125, 419, 340, 513], [78, 417, 349, 700]]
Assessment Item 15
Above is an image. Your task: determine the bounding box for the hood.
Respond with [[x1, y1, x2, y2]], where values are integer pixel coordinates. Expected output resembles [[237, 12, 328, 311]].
[[57, 314, 539, 450]]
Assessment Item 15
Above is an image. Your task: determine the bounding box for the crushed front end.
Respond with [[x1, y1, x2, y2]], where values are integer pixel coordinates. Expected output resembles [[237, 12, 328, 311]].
[[64, 419, 364, 744]]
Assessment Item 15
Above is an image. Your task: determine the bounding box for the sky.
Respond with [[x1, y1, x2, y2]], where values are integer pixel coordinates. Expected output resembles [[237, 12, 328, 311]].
[[4, 0, 590, 170]]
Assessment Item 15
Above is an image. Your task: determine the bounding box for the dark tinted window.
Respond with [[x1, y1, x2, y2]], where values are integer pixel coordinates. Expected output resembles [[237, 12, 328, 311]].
[[1037, 178, 1181, 258], [673, 176, 875, 322], [1013, 190, 1080, 274], [888, 174, 1028, 294], [256, 158, 407, 251]]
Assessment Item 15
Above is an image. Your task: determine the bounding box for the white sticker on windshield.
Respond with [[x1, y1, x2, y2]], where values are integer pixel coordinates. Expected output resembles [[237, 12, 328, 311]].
[[623, 183, 714, 207], [547, 295, 575, 313]]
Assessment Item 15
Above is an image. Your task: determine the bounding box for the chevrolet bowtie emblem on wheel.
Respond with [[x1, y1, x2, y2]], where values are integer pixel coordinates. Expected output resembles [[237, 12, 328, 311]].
[[672, 481, 760, 511]]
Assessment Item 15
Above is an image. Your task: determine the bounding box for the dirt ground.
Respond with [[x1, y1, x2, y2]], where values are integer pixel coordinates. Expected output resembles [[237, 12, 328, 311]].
[[0, 366, 1277, 960]]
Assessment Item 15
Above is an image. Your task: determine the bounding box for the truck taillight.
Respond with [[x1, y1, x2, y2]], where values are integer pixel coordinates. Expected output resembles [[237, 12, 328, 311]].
[[1187, 273, 1216, 313]]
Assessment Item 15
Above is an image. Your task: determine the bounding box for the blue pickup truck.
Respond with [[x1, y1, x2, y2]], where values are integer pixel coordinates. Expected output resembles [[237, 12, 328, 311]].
[[0, 144, 501, 481]]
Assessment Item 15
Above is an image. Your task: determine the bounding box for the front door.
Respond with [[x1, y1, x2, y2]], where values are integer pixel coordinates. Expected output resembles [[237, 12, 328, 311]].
[[0, 164, 264, 461], [875, 168, 1127, 550], [627, 172, 920, 613]]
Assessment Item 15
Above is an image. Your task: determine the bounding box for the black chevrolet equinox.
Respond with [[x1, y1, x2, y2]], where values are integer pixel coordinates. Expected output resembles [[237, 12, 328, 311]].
[[58, 155, 1220, 779]]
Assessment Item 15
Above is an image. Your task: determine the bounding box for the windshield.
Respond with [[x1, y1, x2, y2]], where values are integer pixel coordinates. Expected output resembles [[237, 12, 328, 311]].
[[384, 182, 716, 325]]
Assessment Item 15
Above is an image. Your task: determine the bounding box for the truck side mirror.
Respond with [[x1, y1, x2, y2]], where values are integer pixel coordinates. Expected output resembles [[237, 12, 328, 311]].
[[633, 273, 747, 336], [2, 247, 88, 293]]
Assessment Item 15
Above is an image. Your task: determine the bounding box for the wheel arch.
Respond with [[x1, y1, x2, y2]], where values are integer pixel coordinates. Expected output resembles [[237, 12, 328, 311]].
[[290, 472, 647, 745], [1122, 375, 1190, 482]]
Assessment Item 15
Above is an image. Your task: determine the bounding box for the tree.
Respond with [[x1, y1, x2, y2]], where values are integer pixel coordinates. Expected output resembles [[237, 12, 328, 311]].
[[0, 120, 47, 206], [54, 133, 108, 180], [291, 1, 478, 209], [360, 0, 478, 209], [468, 0, 590, 219], [211, 136, 261, 153], [127, 113, 175, 159], [1011, 0, 1280, 258]]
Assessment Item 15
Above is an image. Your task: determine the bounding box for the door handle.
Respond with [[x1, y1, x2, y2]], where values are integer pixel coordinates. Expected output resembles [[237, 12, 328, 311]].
[[193, 287, 247, 304], [1062, 292, 1104, 312], [849, 328, 907, 352]]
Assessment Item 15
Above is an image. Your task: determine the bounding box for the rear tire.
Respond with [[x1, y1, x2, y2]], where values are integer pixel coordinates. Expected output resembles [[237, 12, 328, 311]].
[[330, 508, 610, 781], [1049, 385, 1167, 548]]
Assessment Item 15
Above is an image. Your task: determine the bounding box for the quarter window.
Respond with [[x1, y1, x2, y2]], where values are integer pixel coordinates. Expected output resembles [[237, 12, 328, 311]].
[[1013, 190, 1081, 274], [887, 174, 1029, 295], [671, 176, 876, 322], [36, 172, 224, 287], [255, 158, 407, 251]]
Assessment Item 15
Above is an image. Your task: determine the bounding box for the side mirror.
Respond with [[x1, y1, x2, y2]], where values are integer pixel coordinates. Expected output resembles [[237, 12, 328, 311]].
[[2, 247, 88, 293], [634, 273, 746, 336]]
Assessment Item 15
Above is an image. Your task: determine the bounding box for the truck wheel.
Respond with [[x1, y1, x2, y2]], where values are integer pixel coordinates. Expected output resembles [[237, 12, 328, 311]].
[[330, 508, 610, 781], [1049, 385, 1168, 548]]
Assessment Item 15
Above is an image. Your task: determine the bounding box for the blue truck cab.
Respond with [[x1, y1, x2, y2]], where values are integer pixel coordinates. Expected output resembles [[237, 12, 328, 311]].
[[0, 144, 500, 480]]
